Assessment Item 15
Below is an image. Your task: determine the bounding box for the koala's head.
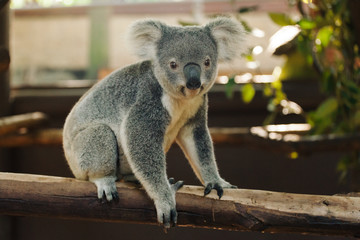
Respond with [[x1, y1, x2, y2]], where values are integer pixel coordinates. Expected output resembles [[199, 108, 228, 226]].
[[128, 17, 245, 99]]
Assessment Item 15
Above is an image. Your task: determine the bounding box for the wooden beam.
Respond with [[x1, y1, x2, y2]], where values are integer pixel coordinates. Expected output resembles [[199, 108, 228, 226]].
[[0, 172, 359, 237], [0, 128, 62, 147], [0, 112, 49, 136], [210, 126, 360, 154], [0, 1, 12, 240], [0, 0, 10, 117], [1, 125, 360, 155]]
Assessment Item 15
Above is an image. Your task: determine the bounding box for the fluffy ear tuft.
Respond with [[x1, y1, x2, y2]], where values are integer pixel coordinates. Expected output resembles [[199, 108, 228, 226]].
[[206, 17, 245, 62], [128, 19, 164, 60]]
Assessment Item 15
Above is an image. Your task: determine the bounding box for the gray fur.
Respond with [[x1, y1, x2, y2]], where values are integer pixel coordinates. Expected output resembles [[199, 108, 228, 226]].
[[63, 17, 245, 228]]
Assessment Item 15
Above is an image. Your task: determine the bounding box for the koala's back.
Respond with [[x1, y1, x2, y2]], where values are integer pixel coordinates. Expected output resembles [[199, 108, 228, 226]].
[[63, 60, 156, 142]]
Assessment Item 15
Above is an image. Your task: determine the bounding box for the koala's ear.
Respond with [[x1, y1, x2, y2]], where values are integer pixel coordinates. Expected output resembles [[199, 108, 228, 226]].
[[206, 17, 245, 62], [128, 19, 164, 60]]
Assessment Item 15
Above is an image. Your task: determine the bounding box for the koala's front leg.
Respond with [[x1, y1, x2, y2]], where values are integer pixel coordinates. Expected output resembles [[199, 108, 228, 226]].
[[120, 110, 183, 228], [177, 119, 236, 199]]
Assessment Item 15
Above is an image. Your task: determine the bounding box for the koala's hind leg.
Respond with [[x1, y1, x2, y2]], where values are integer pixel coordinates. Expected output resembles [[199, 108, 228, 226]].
[[72, 124, 119, 202]]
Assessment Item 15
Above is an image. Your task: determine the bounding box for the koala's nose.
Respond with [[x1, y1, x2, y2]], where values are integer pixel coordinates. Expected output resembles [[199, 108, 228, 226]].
[[184, 63, 201, 90]]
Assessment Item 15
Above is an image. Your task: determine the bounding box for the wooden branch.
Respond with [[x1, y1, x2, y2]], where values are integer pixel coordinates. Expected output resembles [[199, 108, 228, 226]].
[[210, 125, 360, 154], [0, 128, 62, 147], [0, 172, 359, 237], [0, 46, 10, 72], [0, 112, 48, 136], [1, 124, 360, 155]]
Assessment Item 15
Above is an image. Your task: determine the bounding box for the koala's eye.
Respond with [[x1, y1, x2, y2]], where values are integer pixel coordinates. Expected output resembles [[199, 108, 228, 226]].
[[170, 61, 178, 70], [204, 59, 211, 67]]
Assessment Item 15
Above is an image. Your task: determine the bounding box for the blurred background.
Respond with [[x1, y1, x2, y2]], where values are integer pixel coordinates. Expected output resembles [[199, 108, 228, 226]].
[[9, 0, 285, 86], [1, 0, 360, 239]]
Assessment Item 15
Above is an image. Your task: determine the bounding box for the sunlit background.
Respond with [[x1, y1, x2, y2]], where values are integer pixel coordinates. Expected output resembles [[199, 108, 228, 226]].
[[9, 0, 292, 87], [11, 0, 92, 8]]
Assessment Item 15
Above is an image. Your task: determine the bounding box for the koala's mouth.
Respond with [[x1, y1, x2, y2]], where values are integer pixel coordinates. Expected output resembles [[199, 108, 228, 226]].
[[180, 85, 204, 97]]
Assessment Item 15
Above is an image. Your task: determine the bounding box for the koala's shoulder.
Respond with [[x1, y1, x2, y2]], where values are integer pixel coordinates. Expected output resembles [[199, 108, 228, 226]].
[[106, 60, 154, 83], [102, 60, 162, 102]]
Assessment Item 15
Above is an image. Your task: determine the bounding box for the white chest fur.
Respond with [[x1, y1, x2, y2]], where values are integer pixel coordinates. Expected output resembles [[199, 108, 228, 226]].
[[161, 93, 203, 152]]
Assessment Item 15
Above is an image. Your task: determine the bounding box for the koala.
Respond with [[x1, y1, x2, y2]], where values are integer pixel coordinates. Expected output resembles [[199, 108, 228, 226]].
[[63, 17, 244, 228]]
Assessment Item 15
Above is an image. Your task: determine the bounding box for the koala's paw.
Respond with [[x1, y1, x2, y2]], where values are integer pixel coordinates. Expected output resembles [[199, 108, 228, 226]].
[[204, 179, 237, 199], [92, 177, 119, 203], [157, 204, 178, 230], [155, 178, 184, 230], [168, 177, 184, 192]]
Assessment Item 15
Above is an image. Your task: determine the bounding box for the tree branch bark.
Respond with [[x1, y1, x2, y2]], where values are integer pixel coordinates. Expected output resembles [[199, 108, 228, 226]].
[[0, 172, 359, 237], [0, 128, 62, 146], [1, 125, 360, 155], [210, 126, 360, 154], [0, 112, 48, 136]]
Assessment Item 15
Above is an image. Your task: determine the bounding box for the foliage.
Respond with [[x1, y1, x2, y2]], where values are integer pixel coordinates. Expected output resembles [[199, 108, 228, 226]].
[[227, 6, 303, 119], [230, 1, 360, 183], [271, 0, 360, 135], [269, 0, 360, 182]]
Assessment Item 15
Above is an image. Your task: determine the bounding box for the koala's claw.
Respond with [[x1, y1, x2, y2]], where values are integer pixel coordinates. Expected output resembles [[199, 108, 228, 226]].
[[204, 183, 223, 199], [168, 177, 184, 192], [99, 190, 119, 204], [157, 204, 178, 231], [162, 209, 178, 230], [155, 178, 184, 230], [204, 181, 237, 199], [168, 177, 175, 184], [112, 191, 120, 203], [92, 177, 119, 203]]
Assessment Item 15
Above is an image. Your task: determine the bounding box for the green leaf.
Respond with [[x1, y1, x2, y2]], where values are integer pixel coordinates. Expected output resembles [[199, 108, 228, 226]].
[[241, 83, 256, 103], [314, 97, 338, 119], [225, 77, 236, 99], [316, 26, 333, 47], [245, 54, 254, 62], [306, 112, 316, 128], [289, 151, 299, 159], [321, 70, 336, 93], [263, 84, 273, 97], [308, 113, 333, 135], [274, 90, 286, 105], [268, 13, 294, 26], [341, 89, 357, 108], [271, 79, 282, 91], [298, 19, 317, 30], [240, 20, 252, 33], [337, 154, 352, 182], [344, 79, 360, 96]]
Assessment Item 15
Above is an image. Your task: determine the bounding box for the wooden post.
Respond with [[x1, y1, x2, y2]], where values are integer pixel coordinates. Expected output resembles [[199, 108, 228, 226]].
[[86, 6, 110, 80], [0, 1, 12, 240], [0, 0, 11, 171], [0, 0, 10, 117], [349, 1, 360, 47], [0, 0, 11, 174]]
